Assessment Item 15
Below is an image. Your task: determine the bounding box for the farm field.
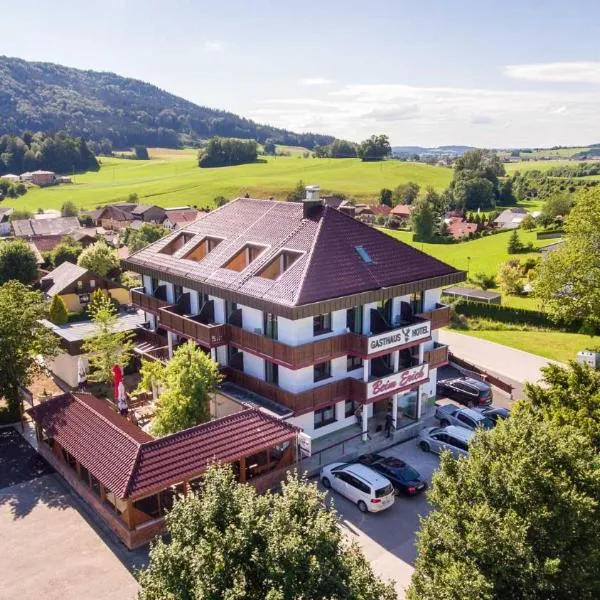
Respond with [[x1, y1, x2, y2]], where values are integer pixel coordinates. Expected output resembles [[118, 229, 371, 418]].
[[460, 329, 596, 363], [2, 153, 452, 212], [504, 159, 581, 173]]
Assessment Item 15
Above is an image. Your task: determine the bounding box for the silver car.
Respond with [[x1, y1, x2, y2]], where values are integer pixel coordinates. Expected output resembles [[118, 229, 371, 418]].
[[435, 404, 495, 431], [418, 425, 474, 458]]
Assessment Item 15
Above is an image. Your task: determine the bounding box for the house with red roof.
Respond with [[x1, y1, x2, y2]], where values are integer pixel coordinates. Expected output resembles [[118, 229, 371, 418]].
[[444, 217, 478, 240], [124, 185, 464, 444]]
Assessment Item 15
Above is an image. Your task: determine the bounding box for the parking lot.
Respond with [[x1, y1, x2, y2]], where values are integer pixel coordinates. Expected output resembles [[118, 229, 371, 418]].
[[319, 438, 440, 598]]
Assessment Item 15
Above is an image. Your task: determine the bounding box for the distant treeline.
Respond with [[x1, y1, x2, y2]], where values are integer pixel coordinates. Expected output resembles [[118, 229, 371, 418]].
[[511, 169, 599, 201], [545, 162, 600, 178], [198, 138, 258, 168], [0, 131, 99, 175]]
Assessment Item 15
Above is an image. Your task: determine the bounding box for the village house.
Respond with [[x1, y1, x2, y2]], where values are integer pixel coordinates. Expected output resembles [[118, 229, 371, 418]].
[[131, 204, 168, 223], [444, 216, 477, 240], [493, 207, 528, 230], [30, 170, 56, 187], [162, 206, 199, 230], [123, 186, 464, 444], [90, 204, 135, 230], [39, 261, 130, 313], [0, 173, 20, 183], [11, 216, 87, 253], [389, 204, 414, 225]]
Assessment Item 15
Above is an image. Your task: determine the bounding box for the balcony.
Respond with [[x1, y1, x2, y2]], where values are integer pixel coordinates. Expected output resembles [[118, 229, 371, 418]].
[[131, 286, 169, 315], [159, 305, 228, 347], [423, 343, 449, 369], [417, 303, 451, 330]]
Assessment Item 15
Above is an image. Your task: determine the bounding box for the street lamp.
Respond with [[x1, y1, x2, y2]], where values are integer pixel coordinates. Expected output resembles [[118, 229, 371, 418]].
[[467, 256, 471, 275]]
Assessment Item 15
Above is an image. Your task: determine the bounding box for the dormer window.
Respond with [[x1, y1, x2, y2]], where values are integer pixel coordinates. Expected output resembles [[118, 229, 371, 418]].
[[258, 250, 303, 280], [183, 236, 222, 262], [159, 232, 194, 255], [223, 244, 267, 272]]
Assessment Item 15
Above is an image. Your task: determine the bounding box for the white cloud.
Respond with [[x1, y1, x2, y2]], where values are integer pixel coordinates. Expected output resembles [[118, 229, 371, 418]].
[[504, 62, 600, 84], [204, 40, 224, 52], [300, 77, 332, 86]]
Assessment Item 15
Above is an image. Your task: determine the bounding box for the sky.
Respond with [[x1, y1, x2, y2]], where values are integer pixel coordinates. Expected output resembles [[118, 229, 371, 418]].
[[2, 0, 600, 148]]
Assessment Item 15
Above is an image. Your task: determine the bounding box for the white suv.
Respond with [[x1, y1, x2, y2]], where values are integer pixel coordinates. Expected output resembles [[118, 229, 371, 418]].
[[320, 462, 395, 513]]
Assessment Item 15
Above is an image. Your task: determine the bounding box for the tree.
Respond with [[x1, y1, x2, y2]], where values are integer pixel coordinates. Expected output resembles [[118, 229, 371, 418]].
[[60, 200, 78, 217], [421, 185, 444, 213], [524, 361, 600, 450], [539, 194, 572, 227], [357, 134, 391, 162], [507, 229, 523, 254], [138, 465, 397, 600], [125, 223, 168, 253], [135, 341, 222, 436], [379, 188, 393, 207], [198, 137, 258, 168], [134, 145, 150, 160], [408, 411, 600, 600], [214, 195, 229, 207], [77, 239, 119, 277], [452, 176, 495, 210], [263, 139, 276, 155], [411, 198, 436, 239], [48, 294, 68, 324], [499, 178, 516, 205], [497, 260, 523, 295], [313, 144, 328, 158], [0, 282, 58, 414], [51, 236, 83, 267], [0, 238, 39, 284], [520, 213, 536, 230], [286, 179, 305, 202], [8, 209, 33, 222], [392, 182, 420, 205], [535, 188, 600, 328], [329, 139, 357, 158], [81, 292, 134, 386]]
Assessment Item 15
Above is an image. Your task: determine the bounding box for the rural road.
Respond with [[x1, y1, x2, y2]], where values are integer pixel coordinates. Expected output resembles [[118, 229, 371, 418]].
[[438, 330, 561, 386]]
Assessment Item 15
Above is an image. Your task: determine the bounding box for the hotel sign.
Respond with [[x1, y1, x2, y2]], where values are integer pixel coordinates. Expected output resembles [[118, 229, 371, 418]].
[[367, 321, 431, 355], [367, 363, 429, 399]]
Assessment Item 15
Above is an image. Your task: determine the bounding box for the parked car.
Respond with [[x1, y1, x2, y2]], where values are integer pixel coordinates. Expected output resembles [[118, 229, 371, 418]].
[[357, 454, 427, 496], [320, 462, 395, 513], [418, 425, 474, 458], [435, 404, 495, 430], [437, 377, 492, 407], [478, 406, 511, 424]]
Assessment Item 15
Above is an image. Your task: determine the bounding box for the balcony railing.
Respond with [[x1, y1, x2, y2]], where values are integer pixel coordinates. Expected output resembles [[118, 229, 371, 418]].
[[158, 305, 228, 347], [131, 287, 169, 314], [423, 343, 449, 369], [417, 303, 451, 330]]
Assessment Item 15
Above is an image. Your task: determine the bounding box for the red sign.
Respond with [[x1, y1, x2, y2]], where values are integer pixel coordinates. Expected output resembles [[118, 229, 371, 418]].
[[368, 364, 428, 399]]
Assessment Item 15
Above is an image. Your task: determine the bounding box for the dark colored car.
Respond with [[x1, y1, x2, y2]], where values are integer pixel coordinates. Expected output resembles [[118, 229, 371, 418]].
[[479, 406, 510, 424], [357, 454, 427, 496], [437, 377, 493, 407]]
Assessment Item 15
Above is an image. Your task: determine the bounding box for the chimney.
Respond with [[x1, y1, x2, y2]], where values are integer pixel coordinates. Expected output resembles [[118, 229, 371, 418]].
[[303, 185, 322, 219]]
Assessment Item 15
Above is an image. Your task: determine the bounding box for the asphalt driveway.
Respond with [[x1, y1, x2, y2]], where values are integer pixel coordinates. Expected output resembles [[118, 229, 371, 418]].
[[320, 439, 440, 598]]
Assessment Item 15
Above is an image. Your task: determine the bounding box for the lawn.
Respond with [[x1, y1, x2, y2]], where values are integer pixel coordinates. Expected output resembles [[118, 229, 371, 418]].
[[3, 153, 452, 212], [460, 329, 597, 363], [504, 159, 581, 174]]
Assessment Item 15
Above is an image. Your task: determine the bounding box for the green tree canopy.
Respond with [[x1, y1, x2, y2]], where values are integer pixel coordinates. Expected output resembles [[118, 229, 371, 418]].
[[134, 145, 150, 160], [411, 198, 436, 239], [379, 188, 393, 207], [329, 138, 357, 158], [408, 410, 600, 600], [392, 181, 420, 205], [81, 292, 134, 386], [198, 137, 258, 168], [539, 194, 572, 226], [535, 188, 600, 328], [8, 209, 33, 222], [0, 282, 58, 413], [51, 235, 83, 267], [60, 200, 78, 217], [48, 294, 68, 325], [286, 179, 305, 202], [0, 238, 39, 285], [263, 139, 276, 155], [507, 229, 523, 254], [124, 223, 168, 253], [77, 239, 119, 277], [138, 465, 396, 600], [135, 341, 222, 436], [357, 134, 391, 162]]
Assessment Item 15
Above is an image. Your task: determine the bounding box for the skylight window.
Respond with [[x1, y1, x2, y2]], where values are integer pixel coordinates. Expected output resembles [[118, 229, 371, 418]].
[[183, 236, 222, 262], [258, 250, 303, 280], [158, 232, 194, 255], [355, 245, 373, 264], [222, 243, 267, 272]]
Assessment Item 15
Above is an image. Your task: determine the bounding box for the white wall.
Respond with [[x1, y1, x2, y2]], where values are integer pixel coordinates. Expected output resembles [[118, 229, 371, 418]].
[[239, 304, 263, 334], [287, 400, 358, 438], [216, 345, 228, 366], [424, 288, 442, 311], [211, 296, 226, 324], [241, 351, 265, 380], [363, 302, 377, 334], [183, 287, 199, 314], [279, 309, 348, 347], [142, 274, 152, 295], [279, 355, 349, 394], [48, 352, 81, 388]]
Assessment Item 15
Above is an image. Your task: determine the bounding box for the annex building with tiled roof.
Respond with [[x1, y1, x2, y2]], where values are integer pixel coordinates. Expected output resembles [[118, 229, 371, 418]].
[[124, 186, 464, 442]]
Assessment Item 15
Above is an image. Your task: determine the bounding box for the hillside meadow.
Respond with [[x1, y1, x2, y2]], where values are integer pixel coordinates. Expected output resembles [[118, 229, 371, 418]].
[[2, 152, 453, 212]]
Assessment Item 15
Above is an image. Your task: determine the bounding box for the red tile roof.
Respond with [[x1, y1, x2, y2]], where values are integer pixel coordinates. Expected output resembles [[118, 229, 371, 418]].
[[164, 209, 199, 225], [390, 205, 413, 217], [445, 217, 477, 239], [124, 198, 461, 307], [29, 392, 298, 499], [370, 205, 391, 216]]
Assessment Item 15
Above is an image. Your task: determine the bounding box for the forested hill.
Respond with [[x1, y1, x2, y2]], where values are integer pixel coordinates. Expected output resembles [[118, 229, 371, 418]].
[[0, 56, 334, 149]]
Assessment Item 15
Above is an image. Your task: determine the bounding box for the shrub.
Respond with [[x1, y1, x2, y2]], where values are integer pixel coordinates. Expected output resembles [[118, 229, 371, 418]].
[[48, 295, 69, 325]]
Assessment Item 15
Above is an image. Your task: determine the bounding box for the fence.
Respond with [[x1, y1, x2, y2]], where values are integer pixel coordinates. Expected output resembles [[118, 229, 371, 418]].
[[449, 352, 514, 395]]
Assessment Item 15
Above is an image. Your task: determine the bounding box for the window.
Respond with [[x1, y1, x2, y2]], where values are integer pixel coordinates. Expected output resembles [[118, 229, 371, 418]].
[[313, 313, 332, 336], [173, 285, 183, 302], [345, 400, 356, 418], [258, 250, 303, 280], [222, 243, 267, 272], [354, 245, 373, 264], [346, 306, 363, 334], [449, 437, 469, 452], [314, 360, 331, 382], [410, 291, 424, 314], [89, 279, 95, 289], [346, 474, 370, 494], [347, 355, 363, 372], [314, 405, 336, 429], [265, 361, 279, 385], [183, 236, 222, 261], [457, 414, 473, 427], [263, 312, 278, 340]]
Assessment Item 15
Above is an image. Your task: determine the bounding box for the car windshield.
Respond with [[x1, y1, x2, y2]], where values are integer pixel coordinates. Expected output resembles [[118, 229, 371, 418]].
[[398, 466, 420, 481], [331, 463, 352, 473], [480, 417, 495, 430], [375, 484, 394, 498]]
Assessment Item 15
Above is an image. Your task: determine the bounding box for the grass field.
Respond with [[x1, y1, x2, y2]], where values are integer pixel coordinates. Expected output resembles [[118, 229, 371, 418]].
[[460, 329, 597, 363], [3, 153, 452, 212], [504, 159, 582, 174]]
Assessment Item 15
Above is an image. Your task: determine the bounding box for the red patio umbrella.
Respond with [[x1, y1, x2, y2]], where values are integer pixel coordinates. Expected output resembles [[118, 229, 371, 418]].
[[112, 364, 123, 400]]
